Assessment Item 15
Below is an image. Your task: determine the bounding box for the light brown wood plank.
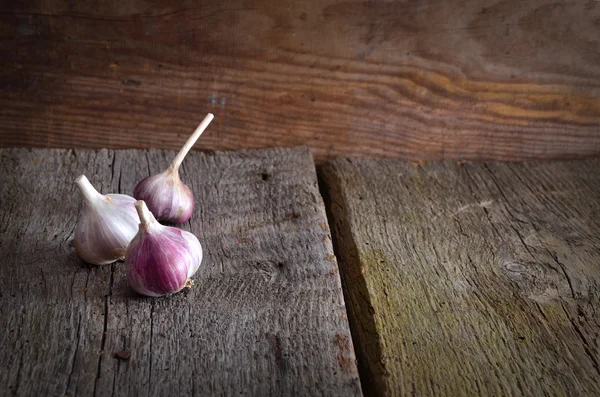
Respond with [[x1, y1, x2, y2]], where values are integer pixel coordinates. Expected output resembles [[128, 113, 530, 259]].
[[0, 147, 361, 396], [321, 157, 600, 396], [1, 0, 599, 161]]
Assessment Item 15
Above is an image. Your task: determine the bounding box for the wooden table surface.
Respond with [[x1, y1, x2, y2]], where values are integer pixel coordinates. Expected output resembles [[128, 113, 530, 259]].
[[321, 157, 600, 396], [2, 145, 600, 396], [1, 0, 599, 161], [0, 147, 361, 396]]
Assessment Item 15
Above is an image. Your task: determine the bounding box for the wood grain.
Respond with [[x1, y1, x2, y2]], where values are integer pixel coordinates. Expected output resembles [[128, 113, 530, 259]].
[[321, 157, 600, 396], [1, 0, 599, 161], [0, 147, 361, 396]]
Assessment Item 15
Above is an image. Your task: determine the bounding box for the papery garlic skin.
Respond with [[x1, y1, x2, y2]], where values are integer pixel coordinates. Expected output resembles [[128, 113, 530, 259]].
[[126, 200, 203, 297], [133, 113, 213, 224], [74, 175, 139, 265], [133, 168, 194, 224]]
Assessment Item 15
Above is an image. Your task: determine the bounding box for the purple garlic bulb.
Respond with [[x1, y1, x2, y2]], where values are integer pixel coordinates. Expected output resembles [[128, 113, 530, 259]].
[[133, 168, 194, 224], [134, 113, 214, 224], [74, 175, 139, 265], [125, 200, 203, 297]]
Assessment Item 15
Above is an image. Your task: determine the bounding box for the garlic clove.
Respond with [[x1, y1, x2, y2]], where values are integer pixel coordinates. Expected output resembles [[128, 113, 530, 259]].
[[74, 175, 139, 265], [134, 113, 214, 224], [125, 200, 203, 297]]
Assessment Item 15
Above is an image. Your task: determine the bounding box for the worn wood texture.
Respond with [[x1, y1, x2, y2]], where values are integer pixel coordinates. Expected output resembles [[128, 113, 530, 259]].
[[321, 157, 600, 396], [0, 147, 361, 396], [1, 1, 599, 161]]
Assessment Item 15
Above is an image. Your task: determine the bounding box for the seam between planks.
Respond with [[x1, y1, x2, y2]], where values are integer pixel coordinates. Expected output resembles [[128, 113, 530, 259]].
[[317, 163, 386, 397]]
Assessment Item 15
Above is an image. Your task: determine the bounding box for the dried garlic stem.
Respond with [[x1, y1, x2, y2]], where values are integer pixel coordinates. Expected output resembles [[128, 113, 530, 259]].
[[171, 113, 215, 172]]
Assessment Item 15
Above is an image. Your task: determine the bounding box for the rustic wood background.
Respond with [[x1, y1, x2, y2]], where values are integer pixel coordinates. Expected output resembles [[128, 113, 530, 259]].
[[1, 0, 599, 161], [321, 157, 600, 396]]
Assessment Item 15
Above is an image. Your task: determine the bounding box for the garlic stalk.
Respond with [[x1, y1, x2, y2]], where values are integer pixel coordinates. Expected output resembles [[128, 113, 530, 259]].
[[74, 175, 139, 265], [134, 113, 214, 224], [125, 200, 203, 297]]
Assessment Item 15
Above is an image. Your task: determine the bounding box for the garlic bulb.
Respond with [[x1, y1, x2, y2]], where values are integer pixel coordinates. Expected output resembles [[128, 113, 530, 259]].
[[125, 200, 203, 297], [74, 175, 139, 265], [134, 113, 214, 224]]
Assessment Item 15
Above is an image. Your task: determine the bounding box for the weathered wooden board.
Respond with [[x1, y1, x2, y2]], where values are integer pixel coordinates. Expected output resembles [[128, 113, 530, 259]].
[[0, 147, 361, 396], [321, 158, 600, 396], [1, 0, 599, 161]]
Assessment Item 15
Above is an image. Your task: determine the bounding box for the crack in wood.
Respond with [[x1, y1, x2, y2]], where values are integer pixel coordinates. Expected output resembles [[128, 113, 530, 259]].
[[93, 264, 115, 397], [553, 253, 577, 300], [148, 300, 155, 393], [65, 314, 83, 396], [110, 152, 117, 189], [144, 152, 151, 177], [118, 165, 123, 195], [83, 271, 90, 303], [12, 326, 25, 397], [560, 302, 600, 377]]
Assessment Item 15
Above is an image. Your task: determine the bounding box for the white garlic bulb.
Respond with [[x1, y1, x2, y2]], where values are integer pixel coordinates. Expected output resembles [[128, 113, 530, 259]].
[[74, 175, 139, 265], [125, 200, 203, 297]]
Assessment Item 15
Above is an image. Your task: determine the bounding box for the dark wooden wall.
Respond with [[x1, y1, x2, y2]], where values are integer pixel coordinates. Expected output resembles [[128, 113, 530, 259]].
[[1, 0, 599, 161]]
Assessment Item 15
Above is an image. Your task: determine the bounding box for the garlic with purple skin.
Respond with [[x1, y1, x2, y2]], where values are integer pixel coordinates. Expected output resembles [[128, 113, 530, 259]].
[[74, 175, 139, 265], [134, 113, 214, 224], [125, 200, 203, 297]]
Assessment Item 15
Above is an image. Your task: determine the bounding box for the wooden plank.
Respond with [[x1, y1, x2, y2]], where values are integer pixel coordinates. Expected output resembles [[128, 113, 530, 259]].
[[1, 1, 599, 161], [320, 157, 600, 396], [0, 147, 361, 396]]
